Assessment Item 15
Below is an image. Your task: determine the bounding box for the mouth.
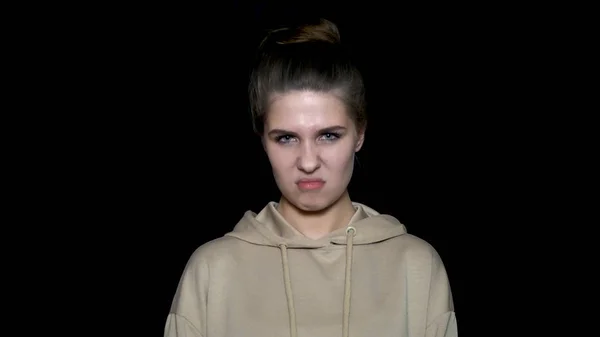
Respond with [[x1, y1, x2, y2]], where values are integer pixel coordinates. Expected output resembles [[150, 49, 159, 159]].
[[296, 179, 326, 191]]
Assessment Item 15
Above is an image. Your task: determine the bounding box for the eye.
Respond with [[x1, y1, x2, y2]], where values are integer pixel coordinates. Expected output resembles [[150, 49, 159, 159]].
[[275, 134, 297, 144], [320, 132, 340, 141]]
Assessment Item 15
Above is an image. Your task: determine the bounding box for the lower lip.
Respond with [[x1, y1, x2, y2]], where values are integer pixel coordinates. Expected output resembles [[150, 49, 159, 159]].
[[297, 181, 325, 190]]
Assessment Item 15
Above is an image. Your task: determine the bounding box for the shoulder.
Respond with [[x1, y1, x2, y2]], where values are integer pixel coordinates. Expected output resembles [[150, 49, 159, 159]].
[[183, 235, 243, 269], [172, 235, 243, 299], [393, 233, 438, 254], [390, 233, 448, 270]]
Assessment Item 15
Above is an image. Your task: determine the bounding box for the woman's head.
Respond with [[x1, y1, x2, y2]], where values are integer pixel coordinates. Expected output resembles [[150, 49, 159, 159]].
[[248, 18, 366, 212]]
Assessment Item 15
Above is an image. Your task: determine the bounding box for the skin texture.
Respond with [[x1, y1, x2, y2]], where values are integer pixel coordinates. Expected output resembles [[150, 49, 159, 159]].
[[262, 90, 365, 239]]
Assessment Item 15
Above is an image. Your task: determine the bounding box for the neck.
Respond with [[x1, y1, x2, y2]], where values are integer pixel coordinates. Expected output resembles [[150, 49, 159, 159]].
[[277, 191, 357, 240]]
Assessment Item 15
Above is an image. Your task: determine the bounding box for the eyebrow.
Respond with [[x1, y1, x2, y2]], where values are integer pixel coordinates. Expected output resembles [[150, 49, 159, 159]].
[[267, 125, 348, 137]]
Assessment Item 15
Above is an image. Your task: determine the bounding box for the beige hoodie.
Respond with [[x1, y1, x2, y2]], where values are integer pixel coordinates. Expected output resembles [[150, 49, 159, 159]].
[[165, 202, 457, 337]]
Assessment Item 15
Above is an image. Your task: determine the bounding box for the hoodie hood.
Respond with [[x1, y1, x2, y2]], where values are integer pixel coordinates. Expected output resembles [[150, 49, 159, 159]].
[[225, 201, 407, 248], [224, 201, 409, 337]]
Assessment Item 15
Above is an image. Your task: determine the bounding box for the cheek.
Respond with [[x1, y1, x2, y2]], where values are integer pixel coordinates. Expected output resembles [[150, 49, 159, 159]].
[[323, 146, 355, 173], [266, 146, 295, 174]]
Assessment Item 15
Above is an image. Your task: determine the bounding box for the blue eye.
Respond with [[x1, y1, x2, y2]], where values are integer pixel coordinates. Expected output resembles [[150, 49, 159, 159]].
[[276, 135, 296, 144], [321, 133, 340, 141]]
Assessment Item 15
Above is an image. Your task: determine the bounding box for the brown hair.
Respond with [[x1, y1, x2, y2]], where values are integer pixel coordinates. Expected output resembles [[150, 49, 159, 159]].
[[248, 18, 366, 135]]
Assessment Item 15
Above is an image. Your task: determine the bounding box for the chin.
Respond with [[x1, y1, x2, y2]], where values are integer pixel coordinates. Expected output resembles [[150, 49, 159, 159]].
[[289, 194, 336, 213], [295, 202, 327, 212]]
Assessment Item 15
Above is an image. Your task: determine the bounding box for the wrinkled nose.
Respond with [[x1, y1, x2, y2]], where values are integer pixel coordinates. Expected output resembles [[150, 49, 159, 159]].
[[297, 143, 321, 173]]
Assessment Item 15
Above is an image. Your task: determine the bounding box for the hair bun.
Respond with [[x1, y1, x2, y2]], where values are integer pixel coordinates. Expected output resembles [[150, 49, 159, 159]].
[[263, 18, 341, 47]]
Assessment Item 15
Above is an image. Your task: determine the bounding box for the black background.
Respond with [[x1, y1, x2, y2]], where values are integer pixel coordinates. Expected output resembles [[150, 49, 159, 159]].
[[69, 1, 536, 335], [5, 0, 586, 334]]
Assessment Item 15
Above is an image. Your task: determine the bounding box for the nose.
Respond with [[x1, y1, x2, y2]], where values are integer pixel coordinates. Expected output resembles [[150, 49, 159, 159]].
[[297, 143, 321, 173]]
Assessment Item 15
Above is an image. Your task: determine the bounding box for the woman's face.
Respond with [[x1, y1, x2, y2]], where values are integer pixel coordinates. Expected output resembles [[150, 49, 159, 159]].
[[262, 90, 364, 212]]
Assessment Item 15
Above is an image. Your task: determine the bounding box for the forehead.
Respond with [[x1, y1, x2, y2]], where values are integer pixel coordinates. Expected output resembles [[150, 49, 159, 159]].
[[266, 91, 350, 130]]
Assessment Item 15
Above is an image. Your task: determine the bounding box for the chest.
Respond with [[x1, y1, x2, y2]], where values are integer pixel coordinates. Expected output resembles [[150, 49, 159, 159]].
[[206, 247, 418, 337]]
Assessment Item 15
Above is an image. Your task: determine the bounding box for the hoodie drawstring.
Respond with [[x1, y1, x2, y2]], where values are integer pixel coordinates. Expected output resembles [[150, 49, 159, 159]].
[[279, 226, 356, 337], [343, 226, 356, 337], [279, 244, 297, 337]]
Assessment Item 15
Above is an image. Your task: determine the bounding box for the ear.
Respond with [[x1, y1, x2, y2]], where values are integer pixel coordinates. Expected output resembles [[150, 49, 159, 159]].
[[355, 127, 365, 152]]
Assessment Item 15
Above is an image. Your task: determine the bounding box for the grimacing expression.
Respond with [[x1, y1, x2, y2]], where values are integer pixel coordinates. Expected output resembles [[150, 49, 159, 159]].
[[262, 90, 364, 211]]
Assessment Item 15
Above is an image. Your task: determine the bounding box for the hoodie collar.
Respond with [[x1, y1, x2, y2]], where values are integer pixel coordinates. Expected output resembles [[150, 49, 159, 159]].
[[254, 201, 369, 241], [226, 201, 407, 248]]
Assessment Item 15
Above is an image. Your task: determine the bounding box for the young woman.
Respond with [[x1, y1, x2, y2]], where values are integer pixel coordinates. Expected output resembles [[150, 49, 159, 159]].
[[165, 18, 457, 337]]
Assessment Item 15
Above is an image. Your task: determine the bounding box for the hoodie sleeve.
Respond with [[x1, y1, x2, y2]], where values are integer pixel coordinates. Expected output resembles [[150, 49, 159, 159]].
[[164, 249, 209, 337], [164, 313, 204, 337], [425, 248, 457, 337]]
